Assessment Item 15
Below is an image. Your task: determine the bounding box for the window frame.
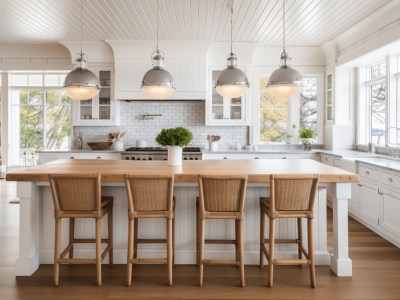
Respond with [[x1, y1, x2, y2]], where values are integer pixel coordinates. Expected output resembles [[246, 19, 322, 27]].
[[252, 72, 323, 145]]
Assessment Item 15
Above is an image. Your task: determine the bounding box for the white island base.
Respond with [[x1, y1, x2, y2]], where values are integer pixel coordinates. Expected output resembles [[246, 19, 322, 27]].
[[16, 182, 352, 276]]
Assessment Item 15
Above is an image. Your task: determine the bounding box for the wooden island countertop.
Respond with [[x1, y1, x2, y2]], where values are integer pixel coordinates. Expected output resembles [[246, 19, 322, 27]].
[[6, 158, 359, 183]]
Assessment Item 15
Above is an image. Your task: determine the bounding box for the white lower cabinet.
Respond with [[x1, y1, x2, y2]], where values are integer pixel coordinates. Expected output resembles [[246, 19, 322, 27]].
[[38, 152, 120, 164], [359, 180, 380, 225], [380, 187, 400, 239], [202, 153, 320, 160]]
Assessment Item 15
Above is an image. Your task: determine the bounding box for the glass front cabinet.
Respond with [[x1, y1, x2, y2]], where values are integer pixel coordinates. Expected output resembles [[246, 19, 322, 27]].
[[206, 68, 248, 126], [72, 66, 120, 126]]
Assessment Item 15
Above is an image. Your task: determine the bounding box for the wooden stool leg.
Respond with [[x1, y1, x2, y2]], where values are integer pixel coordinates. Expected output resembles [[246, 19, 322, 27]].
[[54, 218, 61, 287], [198, 218, 205, 287], [196, 202, 199, 266], [172, 216, 175, 265], [108, 209, 113, 266], [127, 218, 134, 286], [69, 218, 75, 261], [235, 219, 239, 267], [95, 218, 102, 286], [268, 218, 275, 288], [134, 218, 138, 259], [238, 219, 245, 287], [308, 218, 316, 288], [259, 208, 265, 268], [167, 218, 173, 286], [297, 217, 303, 267]]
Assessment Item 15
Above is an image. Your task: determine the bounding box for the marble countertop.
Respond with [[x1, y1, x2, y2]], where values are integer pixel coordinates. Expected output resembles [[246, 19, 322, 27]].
[[356, 157, 400, 172]]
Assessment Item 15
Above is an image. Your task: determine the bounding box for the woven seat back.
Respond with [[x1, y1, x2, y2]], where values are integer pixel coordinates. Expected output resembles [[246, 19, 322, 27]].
[[49, 174, 101, 212], [198, 175, 248, 212], [271, 174, 319, 212], [125, 175, 174, 212]]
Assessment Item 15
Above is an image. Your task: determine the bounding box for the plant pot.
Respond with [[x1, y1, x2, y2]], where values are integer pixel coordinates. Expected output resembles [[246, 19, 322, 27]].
[[167, 146, 183, 166], [112, 140, 124, 151]]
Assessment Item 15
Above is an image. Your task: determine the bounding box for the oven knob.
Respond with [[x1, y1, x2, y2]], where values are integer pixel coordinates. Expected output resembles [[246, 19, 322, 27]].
[[125, 157, 129, 160], [195, 158, 199, 160], [183, 157, 188, 160], [148, 157, 153, 160], [131, 157, 135, 160], [189, 157, 193, 160], [142, 158, 147, 161], [136, 158, 141, 160], [163, 158, 167, 161]]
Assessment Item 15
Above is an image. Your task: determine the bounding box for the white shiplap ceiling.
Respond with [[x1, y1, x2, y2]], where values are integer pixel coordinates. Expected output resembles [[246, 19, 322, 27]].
[[0, 0, 391, 46]]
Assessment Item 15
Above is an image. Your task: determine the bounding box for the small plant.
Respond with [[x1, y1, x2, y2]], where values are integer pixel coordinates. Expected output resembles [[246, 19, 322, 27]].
[[156, 127, 193, 147], [298, 127, 315, 139]]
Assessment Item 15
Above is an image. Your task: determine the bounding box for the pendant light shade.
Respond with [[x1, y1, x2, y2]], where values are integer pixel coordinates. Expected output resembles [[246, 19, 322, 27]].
[[267, 0, 302, 99], [64, 53, 100, 100], [63, 0, 100, 100], [141, 0, 175, 99], [141, 51, 175, 99], [216, 5, 249, 98]]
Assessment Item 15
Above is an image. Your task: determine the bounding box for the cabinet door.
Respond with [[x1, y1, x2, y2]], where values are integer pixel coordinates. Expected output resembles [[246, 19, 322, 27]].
[[380, 188, 400, 239], [206, 68, 247, 126], [348, 183, 361, 215], [359, 181, 380, 225]]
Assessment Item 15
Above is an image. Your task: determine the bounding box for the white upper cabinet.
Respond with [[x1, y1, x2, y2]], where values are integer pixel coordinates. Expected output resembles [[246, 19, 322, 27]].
[[72, 66, 120, 126], [205, 67, 248, 126], [108, 41, 210, 100]]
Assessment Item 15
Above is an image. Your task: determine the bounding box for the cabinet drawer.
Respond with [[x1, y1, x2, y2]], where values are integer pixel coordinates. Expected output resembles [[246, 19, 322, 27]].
[[321, 155, 334, 166], [359, 164, 379, 181], [380, 171, 400, 190]]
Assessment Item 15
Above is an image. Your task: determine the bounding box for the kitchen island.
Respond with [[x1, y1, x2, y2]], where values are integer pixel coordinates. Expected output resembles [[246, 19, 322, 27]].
[[6, 159, 358, 277]]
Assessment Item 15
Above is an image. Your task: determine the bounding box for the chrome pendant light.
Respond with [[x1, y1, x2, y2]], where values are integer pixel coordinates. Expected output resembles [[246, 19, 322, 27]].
[[216, 3, 249, 98], [267, 0, 302, 99], [141, 0, 175, 100], [63, 0, 100, 100]]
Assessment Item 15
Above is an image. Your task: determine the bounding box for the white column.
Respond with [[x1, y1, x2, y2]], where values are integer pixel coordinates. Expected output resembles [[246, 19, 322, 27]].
[[330, 182, 352, 276], [16, 182, 40, 275]]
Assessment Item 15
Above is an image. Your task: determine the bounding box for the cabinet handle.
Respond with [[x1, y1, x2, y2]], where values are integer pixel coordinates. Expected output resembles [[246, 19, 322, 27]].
[[365, 171, 369, 175], [324, 157, 328, 161], [69, 156, 75, 159], [254, 157, 259, 159], [387, 178, 393, 182], [357, 184, 362, 187], [282, 157, 287, 159], [223, 157, 228, 159], [97, 157, 101, 159]]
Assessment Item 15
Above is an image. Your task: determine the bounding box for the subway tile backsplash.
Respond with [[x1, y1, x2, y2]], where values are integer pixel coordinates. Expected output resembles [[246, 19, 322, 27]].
[[74, 101, 249, 149]]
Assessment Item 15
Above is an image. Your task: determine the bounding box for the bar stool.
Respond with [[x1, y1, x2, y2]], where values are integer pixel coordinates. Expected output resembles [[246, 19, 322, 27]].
[[197, 174, 248, 287], [48, 174, 113, 287], [124, 174, 175, 286], [259, 174, 319, 288]]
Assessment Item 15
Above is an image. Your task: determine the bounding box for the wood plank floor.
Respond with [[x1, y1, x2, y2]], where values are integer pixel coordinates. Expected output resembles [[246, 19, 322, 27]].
[[1, 180, 400, 299]]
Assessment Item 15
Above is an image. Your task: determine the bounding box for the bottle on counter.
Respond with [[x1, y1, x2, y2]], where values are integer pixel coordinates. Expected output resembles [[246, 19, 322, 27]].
[[77, 133, 83, 150]]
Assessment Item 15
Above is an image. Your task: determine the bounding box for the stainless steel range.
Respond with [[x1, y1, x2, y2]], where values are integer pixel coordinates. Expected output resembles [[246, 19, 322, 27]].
[[121, 147, 202, 161]]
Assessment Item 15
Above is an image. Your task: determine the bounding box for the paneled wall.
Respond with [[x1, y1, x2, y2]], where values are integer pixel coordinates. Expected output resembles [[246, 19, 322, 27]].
[[74, 101, 249, 149]]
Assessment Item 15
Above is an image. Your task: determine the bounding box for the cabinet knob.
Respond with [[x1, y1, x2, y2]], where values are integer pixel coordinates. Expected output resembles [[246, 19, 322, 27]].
[[365, 171, 370, 175], [282, 157, 287, 159], [97, 157, 101, 159], [357, 184, 362, 187], [387, 178, 393, 182], [325, 157, 328, 161], [223, 157, 228, 159], [69, 156, 75, 159], [254, 157, 259, 159]]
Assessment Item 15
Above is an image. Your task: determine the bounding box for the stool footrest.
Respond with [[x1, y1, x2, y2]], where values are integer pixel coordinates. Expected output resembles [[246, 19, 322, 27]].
[[131, 258, 167, 264], [58, 258, 96, 264], [203, 259, 238, 266], [273, 259, 309, 265], [205, 239, 236, 245], [72, 238, 110, 244], [136, 238, 167, 244]]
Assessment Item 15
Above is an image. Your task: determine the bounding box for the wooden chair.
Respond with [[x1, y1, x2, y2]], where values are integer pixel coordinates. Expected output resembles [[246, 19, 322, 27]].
[[48, 174, 113, 287], [197, 174, 248, 287], [259, 174, 319, 288], [124, 174, 175, 286]]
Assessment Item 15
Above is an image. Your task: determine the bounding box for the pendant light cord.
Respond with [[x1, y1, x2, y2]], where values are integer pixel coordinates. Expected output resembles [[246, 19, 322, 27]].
[[230, 6, 233, 55], [80, 0, 83, 55], [282, 0, 285, 51], [156, 0, 159, 52]]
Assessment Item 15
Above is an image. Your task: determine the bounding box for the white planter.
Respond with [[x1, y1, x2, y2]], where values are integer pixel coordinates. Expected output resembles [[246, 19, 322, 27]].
[[167, 146, 183, 166], [209, 141, 218, 151], [113, 140, 124, 151]]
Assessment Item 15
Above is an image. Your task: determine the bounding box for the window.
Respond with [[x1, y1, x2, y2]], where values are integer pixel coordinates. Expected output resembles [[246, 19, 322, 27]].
[[9, 73, 70, 165], [359, 61, 387, 145], [259, 76, 320, 143]]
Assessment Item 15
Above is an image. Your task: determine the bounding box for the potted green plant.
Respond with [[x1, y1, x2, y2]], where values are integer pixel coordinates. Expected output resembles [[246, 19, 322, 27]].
[[156, 127, 193, 165], [298, 127, 315, 150]]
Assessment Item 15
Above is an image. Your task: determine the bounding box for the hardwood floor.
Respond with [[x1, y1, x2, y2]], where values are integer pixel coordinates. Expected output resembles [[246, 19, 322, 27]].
[[1, 180, 400, 299]]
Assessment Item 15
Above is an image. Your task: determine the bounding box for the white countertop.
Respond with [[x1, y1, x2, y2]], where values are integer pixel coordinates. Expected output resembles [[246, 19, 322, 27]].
[[356, 157, 400, 172]]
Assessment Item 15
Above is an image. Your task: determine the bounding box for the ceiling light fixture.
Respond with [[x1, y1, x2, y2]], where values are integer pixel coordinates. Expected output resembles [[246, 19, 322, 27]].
[[63, 0, 100, 100], [215, 2, 249, 98], [141, 0, 175, 99], [267, 0, 302, 99]]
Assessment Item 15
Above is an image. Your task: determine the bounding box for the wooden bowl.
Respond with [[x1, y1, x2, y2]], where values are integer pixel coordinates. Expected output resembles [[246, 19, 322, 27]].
[[87, 142, 113, 150]]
